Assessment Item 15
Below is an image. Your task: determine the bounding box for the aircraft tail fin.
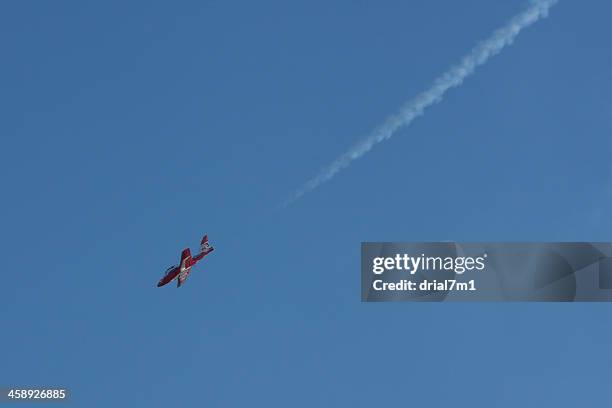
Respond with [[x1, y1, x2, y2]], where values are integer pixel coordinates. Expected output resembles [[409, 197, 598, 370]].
[[201, 234, 213, 254]]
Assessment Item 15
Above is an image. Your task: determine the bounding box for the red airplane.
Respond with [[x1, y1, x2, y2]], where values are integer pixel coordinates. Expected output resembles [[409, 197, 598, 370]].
[[157, 235, 214, 288]]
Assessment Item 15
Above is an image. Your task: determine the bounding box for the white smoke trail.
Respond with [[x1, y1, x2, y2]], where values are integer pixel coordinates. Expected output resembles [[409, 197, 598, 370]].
[[283, 0, 558, 207]]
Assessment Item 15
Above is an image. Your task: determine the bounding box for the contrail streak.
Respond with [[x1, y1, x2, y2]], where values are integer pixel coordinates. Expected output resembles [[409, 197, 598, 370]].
[[282, 0, 558, 207]]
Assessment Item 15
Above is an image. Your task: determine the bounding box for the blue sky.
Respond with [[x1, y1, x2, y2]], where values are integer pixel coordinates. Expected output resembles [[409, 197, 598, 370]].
[[1, 0, 611, 406]]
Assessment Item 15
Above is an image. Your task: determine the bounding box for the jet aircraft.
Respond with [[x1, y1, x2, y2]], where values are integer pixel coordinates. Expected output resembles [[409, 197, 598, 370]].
[[157, 234, 214, 288]]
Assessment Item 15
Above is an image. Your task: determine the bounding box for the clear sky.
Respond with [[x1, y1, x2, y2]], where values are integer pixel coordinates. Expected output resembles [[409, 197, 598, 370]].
[[1, 0, 611, 406]]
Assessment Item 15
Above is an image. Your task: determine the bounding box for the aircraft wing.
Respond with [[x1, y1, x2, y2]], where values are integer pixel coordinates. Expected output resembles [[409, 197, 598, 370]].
[[177, 269, 190, 287], [180, 248, 192, 264]]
